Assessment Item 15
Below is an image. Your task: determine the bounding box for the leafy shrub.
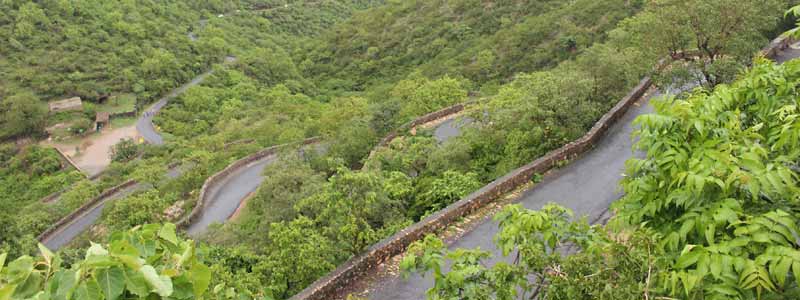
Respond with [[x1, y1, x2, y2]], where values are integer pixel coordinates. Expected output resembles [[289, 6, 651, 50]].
[[69, 118, 92, 136], [0, 224, 220, 300], [110, 138, 140, 162]]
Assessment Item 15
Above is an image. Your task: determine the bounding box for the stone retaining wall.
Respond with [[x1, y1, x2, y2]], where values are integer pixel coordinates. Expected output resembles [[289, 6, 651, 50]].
[[40, 190, 64, 203], [52, 147, 87, 178], [290, 76, 653, 300], [176, 137, 322, 229], [37, 179, 138, 243], [37, 161, 183, 240], [290, 38, 792, 300], [367, 101, 474, 160], [762, 36, 792, 57], [223, 139, 256, 149]]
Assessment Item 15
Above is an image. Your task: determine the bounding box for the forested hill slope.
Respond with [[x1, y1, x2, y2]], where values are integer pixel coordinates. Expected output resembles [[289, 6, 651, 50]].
[[0, 0, 380, 140], [299, 0, 642, 94], [247, 0, 384, 36]]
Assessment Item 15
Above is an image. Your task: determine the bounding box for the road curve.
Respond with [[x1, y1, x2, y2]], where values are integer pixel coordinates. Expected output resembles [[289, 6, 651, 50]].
[[41, 166, 184, 250], [186, 154, 278, 236], [136, 71, 213, 145], [364, 85, 658, 300], [361, 46, 800, 300], [42, 183, 146, 250]]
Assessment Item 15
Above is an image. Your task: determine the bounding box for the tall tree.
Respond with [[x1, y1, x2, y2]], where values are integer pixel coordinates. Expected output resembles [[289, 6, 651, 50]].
[[632, 0, 783, 87]]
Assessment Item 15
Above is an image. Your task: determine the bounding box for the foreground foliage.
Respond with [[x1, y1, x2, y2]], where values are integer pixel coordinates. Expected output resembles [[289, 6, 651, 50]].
[[0, 223, 219, 300]]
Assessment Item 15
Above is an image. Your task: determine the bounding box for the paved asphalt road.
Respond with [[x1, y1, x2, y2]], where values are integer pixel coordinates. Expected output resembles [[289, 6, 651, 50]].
[[186, 155, 278, 236], [364, 46, 800, 299], [366, 84, 658, 299], [186, 142, 328, 236], [433, 117, 473, 143], [138, 19, 214, 145], [182, 113, 471, 237], [136, 71, 213, 145], [42, 166, 184, 250]]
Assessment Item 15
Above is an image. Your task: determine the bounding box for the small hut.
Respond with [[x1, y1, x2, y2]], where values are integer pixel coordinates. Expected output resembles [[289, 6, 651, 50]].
[[49, 97, 83, 113], [95, 112, 110, 131]]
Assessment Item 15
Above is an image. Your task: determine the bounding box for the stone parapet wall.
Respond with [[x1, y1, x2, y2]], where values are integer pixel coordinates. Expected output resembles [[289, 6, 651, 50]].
[[367, 101, 475, 160], [176, 137, 321, 229], [52, 147, 87, 178], [290, 76, 653, 300], [37, 179, 138, 243]]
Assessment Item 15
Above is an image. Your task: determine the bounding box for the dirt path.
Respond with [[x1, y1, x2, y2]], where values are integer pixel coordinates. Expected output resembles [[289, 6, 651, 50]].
[[44, 125, 139, 177]]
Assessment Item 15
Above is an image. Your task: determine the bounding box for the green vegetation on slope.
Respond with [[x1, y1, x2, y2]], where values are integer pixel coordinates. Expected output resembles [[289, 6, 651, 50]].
[[0, 0, 796, 299], [402, 13, 800, 300], [0, 0, 381, 259]]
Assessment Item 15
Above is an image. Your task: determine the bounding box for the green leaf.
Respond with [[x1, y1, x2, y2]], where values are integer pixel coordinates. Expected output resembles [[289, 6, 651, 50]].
[[13, 272, 42, 299], [84, 255, 116, 268], [772, 257, 792, 286], [140, 265, 173, 297], [171, 275, 193, 300], [0, 284, 16, 300], [37, 244, 54, 266], [123, 268, 149, 297], [710, 254, 723, 279], [115, 255, 144, 270], [55, 269, 77, 300], [189, 263, 211, 297], [0, 253, 6, 274], [87, 243, 109, 257], [158, 223, 178, 245], [681, 272, 702, 296], [676, 248, 702, 269], [6, 256, 34, 284], [96, 267, 125, 300], [73, 279, 103, 300]]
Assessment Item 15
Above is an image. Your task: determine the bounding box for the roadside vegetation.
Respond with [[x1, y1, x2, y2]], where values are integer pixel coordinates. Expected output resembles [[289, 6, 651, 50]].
[[0, 0, 798, 299], [401, 3, 800, 300]]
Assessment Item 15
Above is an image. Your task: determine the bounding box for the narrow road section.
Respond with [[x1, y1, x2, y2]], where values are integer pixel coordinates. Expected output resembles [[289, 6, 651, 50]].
[[361, 47, 800, 299], [187, 141, 326, 236], [186, 155, 278, 236], [432, 117, 472, 143], [136, 71, 213, 145], [364, 86, 657, 300], [41, 166, 185, 250]]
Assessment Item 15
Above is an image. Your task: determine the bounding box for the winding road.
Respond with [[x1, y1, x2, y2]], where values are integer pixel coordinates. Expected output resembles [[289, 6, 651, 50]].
[[186, 142, 325, 236], [41, 166, 184, 250], [186, 155, 279, 236], [358, 46, 800, 299], [136, 71, 213, 145], [184, 110, 470, 237], [137, 17, 231, 145]]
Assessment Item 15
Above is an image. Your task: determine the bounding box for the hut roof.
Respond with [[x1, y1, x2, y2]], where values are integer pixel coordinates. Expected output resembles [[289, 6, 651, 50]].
[[49, 97, 82, 112]]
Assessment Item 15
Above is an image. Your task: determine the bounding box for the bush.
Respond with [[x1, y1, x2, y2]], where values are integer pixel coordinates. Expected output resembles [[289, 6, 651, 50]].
[[0, 223, 225, 300], [69, 118, 92, 135], [111, 138, 140, 162]]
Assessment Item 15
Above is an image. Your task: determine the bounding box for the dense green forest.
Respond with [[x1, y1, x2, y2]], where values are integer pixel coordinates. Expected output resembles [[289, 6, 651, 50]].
[[1, 0, 799, 299], [0, 0, 380, 260]]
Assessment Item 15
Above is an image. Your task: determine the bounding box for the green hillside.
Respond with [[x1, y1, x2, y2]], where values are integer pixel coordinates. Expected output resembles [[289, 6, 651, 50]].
[[0, 0, 798, 300]]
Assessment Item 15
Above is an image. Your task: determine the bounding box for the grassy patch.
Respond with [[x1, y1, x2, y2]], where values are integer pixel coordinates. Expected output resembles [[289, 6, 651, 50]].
[[110, 116, 136, 128], [96, 94, 136, 114]]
